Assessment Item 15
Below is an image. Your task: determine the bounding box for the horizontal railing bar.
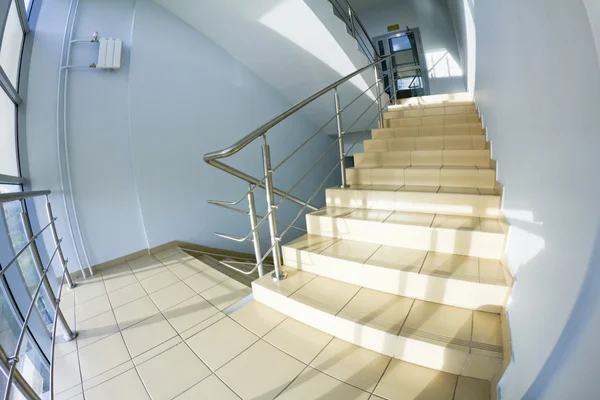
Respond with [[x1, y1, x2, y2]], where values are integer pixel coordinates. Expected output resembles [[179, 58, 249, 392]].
[[207, 160, 318, 211], [343, 79, 379, 111], [0, 190, 51, 204], [346, 97, 393, 155], [218, 260, 260, 276], [344, 0, 380, 58], [204, 56, 391, 163], [4, 243, 61, 400], [207, 201, 306, 233], [0, 219, 56, 280], [179, 247, 272, 263], [0, 174, 25, 185]]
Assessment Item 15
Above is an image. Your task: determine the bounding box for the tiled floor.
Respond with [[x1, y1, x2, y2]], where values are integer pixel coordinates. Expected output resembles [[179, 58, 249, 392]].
[[53, 247, 490, 400]]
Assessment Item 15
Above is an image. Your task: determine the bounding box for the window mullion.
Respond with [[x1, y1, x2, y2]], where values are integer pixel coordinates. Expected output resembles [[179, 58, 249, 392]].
[[0, 66, 21, 104], [14, 0, 29, 34]]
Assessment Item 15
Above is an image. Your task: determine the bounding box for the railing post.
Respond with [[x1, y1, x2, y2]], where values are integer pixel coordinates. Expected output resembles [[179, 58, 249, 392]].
[[247, 187, 264, 277], [44, 195, 75, 289], [19, 202, 77, 342], [0, 346, 39, 400], [261, 136, 287, 281], [373, 65, 384, 128], [333, 88, 347, 188]]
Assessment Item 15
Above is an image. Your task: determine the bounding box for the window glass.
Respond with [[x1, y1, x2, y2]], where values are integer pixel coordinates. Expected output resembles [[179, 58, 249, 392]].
[[24, 0, 32, 12], [0, 1, 25, 88], [0, 92, 18, 176], [427, 51, 463, 78]]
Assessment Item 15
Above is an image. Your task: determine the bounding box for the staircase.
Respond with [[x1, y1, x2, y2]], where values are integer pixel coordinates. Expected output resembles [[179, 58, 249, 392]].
[[250, 94, 512, 398]]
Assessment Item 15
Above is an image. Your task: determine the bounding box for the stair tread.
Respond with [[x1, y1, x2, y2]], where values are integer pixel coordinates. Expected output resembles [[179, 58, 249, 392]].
[[253, 270, 504, 357], [283, 234, 511, 287], [332, 184, 501, 196]]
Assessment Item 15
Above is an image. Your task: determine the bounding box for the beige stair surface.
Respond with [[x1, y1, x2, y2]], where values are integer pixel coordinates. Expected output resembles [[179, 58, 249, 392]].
[[246, 93, 510, 399], [281, 234, 511, 312], [253, 270, 504, 381]]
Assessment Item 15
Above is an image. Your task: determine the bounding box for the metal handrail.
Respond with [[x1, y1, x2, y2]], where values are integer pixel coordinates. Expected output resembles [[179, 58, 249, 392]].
[[329, 0, 380, 60], [0, 190, 78, 400], [204, 46, 395, 281]]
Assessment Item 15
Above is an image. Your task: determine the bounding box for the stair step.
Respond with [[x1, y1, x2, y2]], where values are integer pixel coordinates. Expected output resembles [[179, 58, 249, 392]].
[[384, 104, 477, 119], [393, 92, 474, 107], [346, 166, 497, 189], [282, 234, 511, 312], [354, 149, 492, 168], [252, 269, 504, 380], [326, 185, 502, 218], [364, 135, 487, 151], [372, 123, 484, 139], [305, 207, 507, 259], [384, 113, 480, 128]]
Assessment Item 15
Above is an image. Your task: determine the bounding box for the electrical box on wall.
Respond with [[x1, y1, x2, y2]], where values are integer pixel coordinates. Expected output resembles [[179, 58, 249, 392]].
[[97, 38, 122, 70]]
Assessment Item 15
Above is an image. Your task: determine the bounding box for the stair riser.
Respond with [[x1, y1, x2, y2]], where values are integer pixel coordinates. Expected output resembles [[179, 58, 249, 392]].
[[253, 282, 502, 380], [346, 168, 496, 189], [326, 189, 502, 218], [364, 136, 487, 152], [385, 105, 477, 119], [385, 114, 480, 128], [372, 123, 484, 139], [354, 150, 491, 168], [306, 215, 506, 259], [395, 93, 473, 107], [281, 247, 508, 312]]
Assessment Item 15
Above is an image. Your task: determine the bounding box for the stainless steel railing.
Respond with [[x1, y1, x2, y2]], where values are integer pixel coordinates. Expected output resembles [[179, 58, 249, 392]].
[[328, 0, 380, 62], [204, 52, 397, 281], [0, 191, 78, 400]]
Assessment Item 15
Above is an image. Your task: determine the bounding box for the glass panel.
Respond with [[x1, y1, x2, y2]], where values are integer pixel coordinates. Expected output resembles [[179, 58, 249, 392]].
[[0, 1, 25, 88], [0, 92, 18, 176], [0, 185, 54, 329], [389, 35, 412, 52], [0, 287, 50, 398], [24, 0, 32, 12]]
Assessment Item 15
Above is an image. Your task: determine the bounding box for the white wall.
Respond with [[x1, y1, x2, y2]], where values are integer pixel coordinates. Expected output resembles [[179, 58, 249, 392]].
[[446, 0, 475, 93], [350, 0, 467, 94], [23, 0, 339, 274], [472, 1, 600, 399]]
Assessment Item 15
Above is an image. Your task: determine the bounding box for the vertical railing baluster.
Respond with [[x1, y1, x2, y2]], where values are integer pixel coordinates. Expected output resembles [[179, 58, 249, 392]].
[[374, 65, 384, 128], [44, 195, 75, 289], [19, 201, 76, 342], [334, 88, 347, 188], [247, 187, 264, 277], [261, 136, 286, 281]]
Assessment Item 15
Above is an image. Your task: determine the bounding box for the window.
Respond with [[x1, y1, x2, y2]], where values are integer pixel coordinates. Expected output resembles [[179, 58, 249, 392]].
[[0, 91, 18, 176], [0, 1, 25, 88], [426, 50, 463, 78]]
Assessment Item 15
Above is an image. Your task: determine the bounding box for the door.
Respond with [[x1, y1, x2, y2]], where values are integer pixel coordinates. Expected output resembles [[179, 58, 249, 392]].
[[374, 28, 430, 100]]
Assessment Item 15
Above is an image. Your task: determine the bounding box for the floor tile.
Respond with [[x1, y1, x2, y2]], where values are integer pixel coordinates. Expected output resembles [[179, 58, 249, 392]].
[[174, 374, 239, 400], [374, 359, 457, 400], [184, 268, 230, 294], [363, 184, 402, 191], [113, 296, 159, 330], [338, 288, 414, 334], [107, 282, 147, 309], [277, 366, 370, 400], [216, 340, 305, 400], [121, 313, 178, 358], [200, 278, 252, 310], [186, 317, 258, 370], [479, 218, 505, 234], [401, 300, 472, 347], [102, 264, 136, 293], [479, 259, 508, 286], [82, 360, 134, 392], [53, 332, 78, 358], [290, 276, 360, 315], [75, 294, 112, 323], [365, 246, 427, 273], [84, 368, 150, 400], [149, 281, 196, 311], [472, 311, 503, 355], [53, 351, 81, 394], [78, 333, 131, 381], [169, 260, 209, 280], [311, 338, 390, 392], [76, 310, 120, 349], [438, 186, 480, 194], [284, 234, 339, 254], [230, 301, 286, 337], [54, 384, 82, 400], [264, 318, 333, 364], [252, 268, 316, 297], [454, 376, 491, 400], [420, 253, 480, 282], [180, 312, 226, 340], [384, 211, 435, 227], [346, 209, 394, 222], [163, 295, 220, 334], [136, 343, 210, 400], [139, 269, 179, 294], [319, 240, 381, 264], [400, 185, 439, 193], [152, 247, 182, 261], [432, 215, 481, 231], [311, 207, 355, 219], [73, 280, 107, 305]]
